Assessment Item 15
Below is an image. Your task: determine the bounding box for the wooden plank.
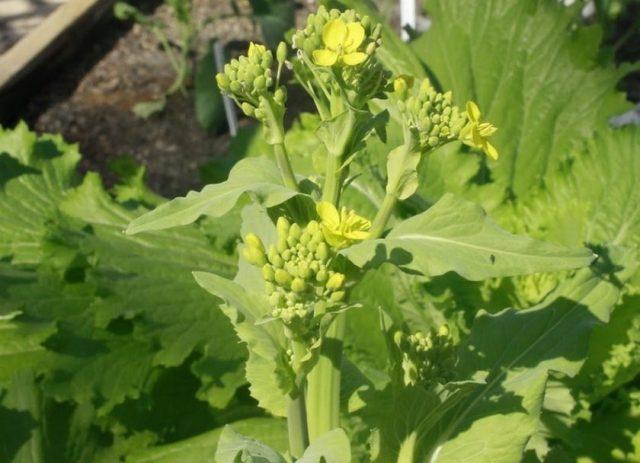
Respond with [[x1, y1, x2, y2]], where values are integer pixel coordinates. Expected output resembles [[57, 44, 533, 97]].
[[0, 0, 114, 92]]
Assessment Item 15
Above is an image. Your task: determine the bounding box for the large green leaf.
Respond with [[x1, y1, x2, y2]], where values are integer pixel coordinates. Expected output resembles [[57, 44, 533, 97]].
[[126, 157, 304, 235], [0, 122, 79, 264], [342, 193, 594, 280], [429, 249, 636, 463], [126, 418, 288, 463], [415, 0, 634, 197]]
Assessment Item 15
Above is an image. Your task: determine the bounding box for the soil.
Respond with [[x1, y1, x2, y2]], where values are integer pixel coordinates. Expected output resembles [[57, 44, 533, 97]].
[[14, 0, 316, 197]]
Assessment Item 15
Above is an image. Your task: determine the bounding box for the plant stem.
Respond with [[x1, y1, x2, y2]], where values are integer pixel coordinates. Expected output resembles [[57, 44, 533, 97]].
[[370, 191, 398, 238], [288, 339, 309, 458], [305, 313, 345, 442], [321, 154, 342, 204], [273, 143, 299, 191]]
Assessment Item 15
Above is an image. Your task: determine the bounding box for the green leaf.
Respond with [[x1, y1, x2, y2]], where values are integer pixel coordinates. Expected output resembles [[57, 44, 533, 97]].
[[126, 418, 288, 463], [195, 49, 225, 132], [342, 193, 594, 280], [0, 370, 45, 463], [193, 271, 290, 417], [415, 0, 634, 197], [0, 312, 55, 387], [297, 429, 351, 463], [430, 252, 636, 463], [215, 426, 286, 463], [127, 157, 304, 235], [0, 123, 80, 264]]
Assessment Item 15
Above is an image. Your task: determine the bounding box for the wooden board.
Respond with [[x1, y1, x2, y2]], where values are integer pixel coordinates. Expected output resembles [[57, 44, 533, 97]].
[[0, 0, 114, 92]]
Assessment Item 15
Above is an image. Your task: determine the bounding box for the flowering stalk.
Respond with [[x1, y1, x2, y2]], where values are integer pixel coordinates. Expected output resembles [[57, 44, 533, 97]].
[[215, 8, 499, 456], [371, 77, 498, 237], [216, 42, 298, 191]]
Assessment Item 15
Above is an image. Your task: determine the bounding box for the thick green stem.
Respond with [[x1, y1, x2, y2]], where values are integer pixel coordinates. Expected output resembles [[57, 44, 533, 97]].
[[273, 143, 298, 191], [288, 340, 309, 458], [321, 154, 342, 204], [370, 191, 398, 238], [306, 313, 345, 442]]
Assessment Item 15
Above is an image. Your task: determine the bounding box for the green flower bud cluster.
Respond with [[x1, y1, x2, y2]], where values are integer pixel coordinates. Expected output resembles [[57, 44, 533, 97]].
[[242, 218, 347, 338], [292, 6, 382, 64], [216, 42, 287, 124], [398, 79, 467, 152], [394, 325, 456, 387]]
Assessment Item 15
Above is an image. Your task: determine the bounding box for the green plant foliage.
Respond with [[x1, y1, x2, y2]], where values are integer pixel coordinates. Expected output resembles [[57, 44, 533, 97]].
[[0, 124, 255, 461], [343, 193, 594, 280], [414, 0, 635, 199], [126, 157, 307, 235], [2, 0, 640, 461]]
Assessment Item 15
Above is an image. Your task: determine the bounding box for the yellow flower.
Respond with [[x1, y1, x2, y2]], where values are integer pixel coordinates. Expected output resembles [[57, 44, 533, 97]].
[[312, 19, 367, 67], [459, 101, 499, 160], [316, 202, 371, 249]]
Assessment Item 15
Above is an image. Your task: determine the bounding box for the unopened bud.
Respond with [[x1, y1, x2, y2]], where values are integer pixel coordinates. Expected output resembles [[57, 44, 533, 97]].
[[216, 73, 229, 90], [316, 269, 328, 283], [243, 246, 266, 266], [291, 278, 306, 293], [289, 223, 302, 240], [276, 217, 290, 237], [326, 272, 345, 290], [274, 87, 286, 105], [274, 269, 291, 285], [330, 291, 346, 302], [315, 243, 329, 261], [244, 233, 264, 252], [276, 41, 287, 64], [241, 102, 255, 117], [262, 265, 275, 281]]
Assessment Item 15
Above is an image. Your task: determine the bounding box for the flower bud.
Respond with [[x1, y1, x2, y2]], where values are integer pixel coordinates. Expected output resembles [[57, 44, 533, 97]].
[[315, 242, 329, 261], [269, 291, 282, 306], [262, 265, 275, 281], [216, 73, 230, 90], [244, 233, 264, 251], [274, 88, 286, 105], [297, 262, 311, 279], [330, 291, 345, 302], [326, 272, 345, 290], [276, 41, 287, 64], [289, 223, 302, 240], [316, 269, 328, 283], [274, 269, 291, 285], [276, 217, 290, 237], [243, 246, 266, 266], [291, 278, 306, 293], [241, 102, 255, 117]]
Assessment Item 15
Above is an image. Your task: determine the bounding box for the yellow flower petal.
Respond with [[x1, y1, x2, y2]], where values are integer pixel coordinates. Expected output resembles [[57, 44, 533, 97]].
[[484, 141, 499, 160], [313, 49, 338, 66], [322, 19, 347, 50], [466, 101, 481, 122], [342, 52, 367, 66], [345, 230, 371, 240], [478, 122, 497, 138], [471, 128, 484, 148], [317, 201, 341, 228], [344, 22, 365, 52]]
